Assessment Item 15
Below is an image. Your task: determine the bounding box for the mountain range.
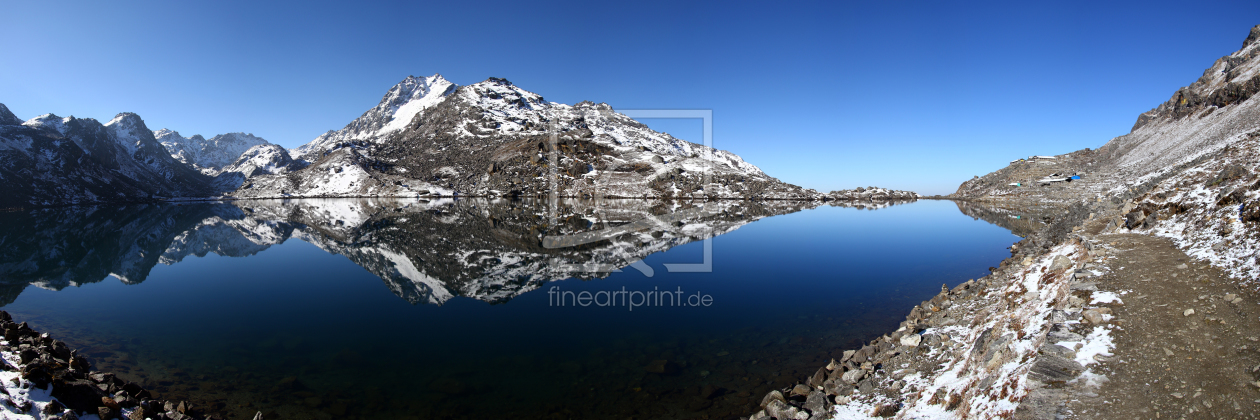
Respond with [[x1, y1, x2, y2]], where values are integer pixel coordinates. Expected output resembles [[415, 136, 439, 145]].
[[2, 74, 879, 208]]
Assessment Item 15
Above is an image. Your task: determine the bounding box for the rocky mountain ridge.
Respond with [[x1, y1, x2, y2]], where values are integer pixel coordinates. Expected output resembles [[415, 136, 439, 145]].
[[156, 130, 269, 176], [0, 106, 213, 209], [156, 129, 306, 193], [234, 75, 823, 200], [1, 73, 869, 207]]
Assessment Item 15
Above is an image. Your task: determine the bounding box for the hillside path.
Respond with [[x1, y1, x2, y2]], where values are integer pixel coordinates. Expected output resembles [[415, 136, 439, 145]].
[[1064, 233, 1260, 419]]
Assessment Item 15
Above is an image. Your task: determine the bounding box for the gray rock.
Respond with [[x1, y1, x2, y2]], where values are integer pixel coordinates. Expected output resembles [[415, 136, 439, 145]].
[[1039, 344, 1076, 360], [97, 406, 119, 420], [822, 378, 854, 397], [899, 333, 921, 347], [1028, 355, 1085, 384], [1082, 308, 1106, 325], [760, 390, 786, 408], [808, 367, 828, 388], [1070, 282, 1099, 292], [804, 390, 829, 414], [791, 383, 812, 397], [841, 369, 865, 384], [1047, 329, 1084, 343], [1051, 255, 1073, 271], [765, 399, 803, 420], [857, 378, 875, 394]]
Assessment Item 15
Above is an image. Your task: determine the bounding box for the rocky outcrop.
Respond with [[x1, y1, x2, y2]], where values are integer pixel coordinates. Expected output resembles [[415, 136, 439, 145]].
[[1132, 25, 1260, 131]]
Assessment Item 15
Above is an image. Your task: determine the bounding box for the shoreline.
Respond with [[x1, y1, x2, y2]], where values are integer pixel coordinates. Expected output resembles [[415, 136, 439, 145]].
[[746, 163, 1260, 418], [0, 311, 249, 420], [744, 197, 1127, 419]]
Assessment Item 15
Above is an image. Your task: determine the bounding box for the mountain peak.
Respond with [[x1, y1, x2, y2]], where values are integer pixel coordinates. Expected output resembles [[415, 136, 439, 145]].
[[291, 73, 458, 162], [106, 112, 148, 131], [1246, 24, 1260, 49], [154, 128, 181, 139], [0, 103, 20, 126], [23, 113, 70, 135], [483, 77, 513, 86]]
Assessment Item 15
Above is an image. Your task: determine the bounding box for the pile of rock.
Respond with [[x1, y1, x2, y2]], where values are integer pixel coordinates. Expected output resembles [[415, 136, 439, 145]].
[[0, 311, 259, 420]]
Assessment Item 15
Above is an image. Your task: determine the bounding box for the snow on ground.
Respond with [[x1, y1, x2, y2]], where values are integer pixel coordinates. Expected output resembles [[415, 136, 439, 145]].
[[1118, 131, 1260, 282], [827, 240, 1119, 419], [0, 340, 106, 420]]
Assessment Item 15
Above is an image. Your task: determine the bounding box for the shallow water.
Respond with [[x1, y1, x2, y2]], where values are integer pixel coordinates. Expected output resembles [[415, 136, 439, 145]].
[[0, 198, 1026, 419]]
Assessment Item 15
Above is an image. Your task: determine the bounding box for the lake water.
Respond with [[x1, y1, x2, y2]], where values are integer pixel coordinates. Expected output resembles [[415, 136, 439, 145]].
[[0, 198, 1033, 419]]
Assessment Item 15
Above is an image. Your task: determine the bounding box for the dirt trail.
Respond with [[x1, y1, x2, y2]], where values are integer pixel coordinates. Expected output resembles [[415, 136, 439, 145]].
[[1065, 233, 1260, 419]]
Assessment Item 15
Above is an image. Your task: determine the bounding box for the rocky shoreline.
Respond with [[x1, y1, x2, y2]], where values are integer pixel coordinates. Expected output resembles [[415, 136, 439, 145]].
[[0, 311, 254, 420], [740, 197, 1110, 419]]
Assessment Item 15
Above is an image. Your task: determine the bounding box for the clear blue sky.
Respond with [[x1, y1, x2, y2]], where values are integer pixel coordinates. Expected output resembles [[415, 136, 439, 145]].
[[3, 1, 1258, 195]]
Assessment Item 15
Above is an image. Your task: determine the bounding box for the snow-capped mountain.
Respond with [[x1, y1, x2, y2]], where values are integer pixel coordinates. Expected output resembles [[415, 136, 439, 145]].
[[0, 105, 212, 208], [156, 129, 305, 192], [156, 130, 270, 175], [221, 144, 303, 178], [238, 75, 818, 200], [291, 74, 457, 163]]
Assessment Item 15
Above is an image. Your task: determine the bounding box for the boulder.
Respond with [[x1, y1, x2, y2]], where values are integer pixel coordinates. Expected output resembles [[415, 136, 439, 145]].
[[1028, 355, 1084, 384]]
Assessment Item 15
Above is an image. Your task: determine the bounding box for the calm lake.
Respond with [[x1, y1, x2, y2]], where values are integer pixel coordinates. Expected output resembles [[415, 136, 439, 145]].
[[0, 198, 1037, 419]]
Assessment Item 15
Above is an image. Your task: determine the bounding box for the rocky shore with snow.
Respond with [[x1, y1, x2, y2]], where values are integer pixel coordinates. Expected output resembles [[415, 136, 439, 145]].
[[0, 311, 256, 420]]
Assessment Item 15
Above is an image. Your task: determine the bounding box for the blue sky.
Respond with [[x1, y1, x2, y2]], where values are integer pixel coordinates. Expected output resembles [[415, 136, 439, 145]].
[[2, 1, 1258, 195]]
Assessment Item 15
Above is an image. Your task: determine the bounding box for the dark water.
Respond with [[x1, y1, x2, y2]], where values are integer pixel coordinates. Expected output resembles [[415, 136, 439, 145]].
[[0, 198, 1025, 419]]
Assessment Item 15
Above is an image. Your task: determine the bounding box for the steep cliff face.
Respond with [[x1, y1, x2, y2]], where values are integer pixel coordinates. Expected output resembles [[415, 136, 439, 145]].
[[236, 76, 819, 200]]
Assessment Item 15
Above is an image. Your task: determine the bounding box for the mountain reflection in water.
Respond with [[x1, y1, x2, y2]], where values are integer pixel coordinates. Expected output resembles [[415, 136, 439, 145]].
[[0, 197, 1039, 419], [0, 198, 826, 306]]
